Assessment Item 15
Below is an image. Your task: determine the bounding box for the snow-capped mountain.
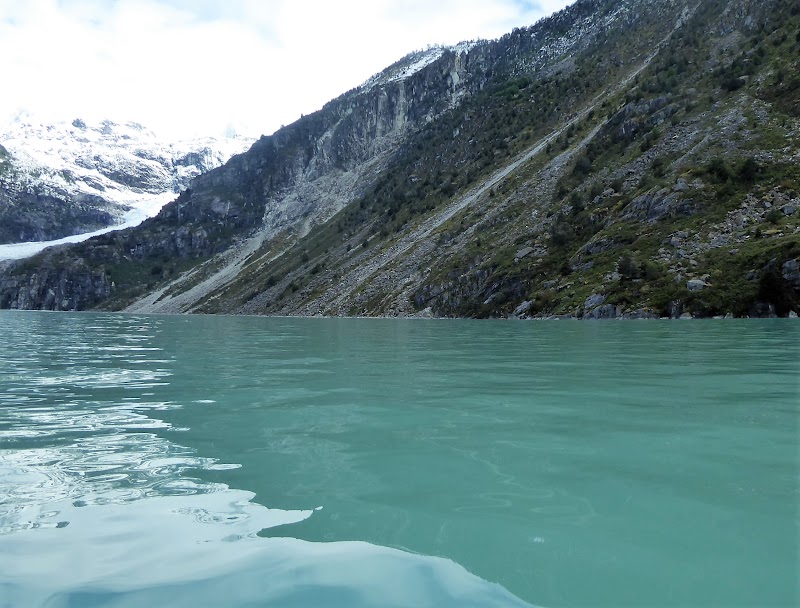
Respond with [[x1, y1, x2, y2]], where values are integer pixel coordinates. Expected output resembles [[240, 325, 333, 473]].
[[0, 116, 254, 244]]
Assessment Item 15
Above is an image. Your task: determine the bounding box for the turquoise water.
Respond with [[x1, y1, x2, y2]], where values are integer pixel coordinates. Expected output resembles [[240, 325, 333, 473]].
[[0, 312, 797, 607]]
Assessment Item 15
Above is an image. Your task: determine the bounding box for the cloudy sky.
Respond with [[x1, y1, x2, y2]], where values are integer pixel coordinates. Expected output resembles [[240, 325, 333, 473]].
[[0, 0, 574, 139]]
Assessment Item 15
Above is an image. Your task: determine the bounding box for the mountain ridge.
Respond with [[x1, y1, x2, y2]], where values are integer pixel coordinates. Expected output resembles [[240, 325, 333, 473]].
[[1, 0, 798, 318]]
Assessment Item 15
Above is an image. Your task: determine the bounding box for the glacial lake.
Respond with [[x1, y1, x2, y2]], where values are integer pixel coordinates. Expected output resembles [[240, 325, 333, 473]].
[[0, 312, 797, 607]]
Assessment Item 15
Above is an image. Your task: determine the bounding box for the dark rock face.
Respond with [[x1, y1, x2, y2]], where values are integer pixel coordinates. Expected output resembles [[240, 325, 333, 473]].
[[687, 278, 708, 292], [585, 303, 620, 319], [621, 309, 660, 320], [752, 259, 800, 318], [0, 255, 111, 310], [173, 148, 215, 170], [583, 293, 606, 310], [614, 97, 672, 141], [783, 259, 800, 290], [623, 188, 696, 222], [0, 189, 115, 243], [750, 302, 778, 318]]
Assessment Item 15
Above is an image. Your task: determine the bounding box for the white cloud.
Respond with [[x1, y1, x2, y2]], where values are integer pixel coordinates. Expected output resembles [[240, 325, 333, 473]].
[[0, 0, 574, 139]]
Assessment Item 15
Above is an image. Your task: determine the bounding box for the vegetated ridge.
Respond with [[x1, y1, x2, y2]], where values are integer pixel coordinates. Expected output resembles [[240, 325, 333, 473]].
[[1, 0, 798, 318]]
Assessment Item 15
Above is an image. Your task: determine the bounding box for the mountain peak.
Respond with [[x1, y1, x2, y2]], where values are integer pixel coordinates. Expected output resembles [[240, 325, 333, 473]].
[[0, 116, 254, 248]]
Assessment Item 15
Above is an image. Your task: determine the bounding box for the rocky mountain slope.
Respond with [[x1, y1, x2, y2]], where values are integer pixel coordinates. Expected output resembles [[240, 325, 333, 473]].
[[0, 117, 252, 244], [1, 0, 798, 318]]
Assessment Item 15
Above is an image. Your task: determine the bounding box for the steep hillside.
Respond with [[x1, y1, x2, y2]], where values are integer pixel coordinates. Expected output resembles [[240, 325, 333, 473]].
[[1, 0, 798, 318], [0, 118, 252, 244]]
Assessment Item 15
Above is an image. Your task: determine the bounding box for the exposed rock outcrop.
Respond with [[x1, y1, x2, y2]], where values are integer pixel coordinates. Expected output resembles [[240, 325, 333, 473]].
[[0, 255, 111, 310]]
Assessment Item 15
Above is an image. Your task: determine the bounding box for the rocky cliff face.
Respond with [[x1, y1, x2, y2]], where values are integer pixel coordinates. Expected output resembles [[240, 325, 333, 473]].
[[0, 186, 114, 244], [1, 0, 798, 318], [174, 44, 498, 243], [0, 256, 111, 311]]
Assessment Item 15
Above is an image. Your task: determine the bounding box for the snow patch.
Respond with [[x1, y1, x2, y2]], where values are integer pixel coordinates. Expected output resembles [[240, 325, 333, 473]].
[[360, 47, 445, 92], [451, 40, 481, 55]]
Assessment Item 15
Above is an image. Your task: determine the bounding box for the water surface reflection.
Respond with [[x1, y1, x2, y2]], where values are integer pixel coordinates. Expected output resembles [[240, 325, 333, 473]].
[[0, 312, 534, 608]]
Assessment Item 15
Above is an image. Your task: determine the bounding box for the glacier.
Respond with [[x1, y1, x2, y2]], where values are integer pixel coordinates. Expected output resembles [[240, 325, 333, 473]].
[[0, 115, 254, 250]]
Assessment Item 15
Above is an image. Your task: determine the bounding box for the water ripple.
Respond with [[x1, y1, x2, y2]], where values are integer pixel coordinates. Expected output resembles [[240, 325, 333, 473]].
[[0, 313, 538, 607], [0, 313, 232, 535]]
